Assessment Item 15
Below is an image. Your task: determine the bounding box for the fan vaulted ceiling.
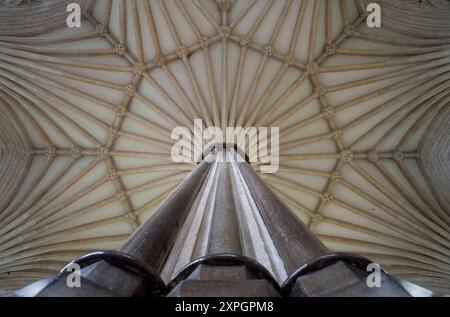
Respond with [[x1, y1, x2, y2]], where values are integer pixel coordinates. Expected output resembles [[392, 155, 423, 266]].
[[0, 0, 449, 294]]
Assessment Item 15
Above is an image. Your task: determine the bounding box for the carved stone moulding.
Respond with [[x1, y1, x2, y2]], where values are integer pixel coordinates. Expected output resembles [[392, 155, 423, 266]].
[[0, 99, 32, 213], [0, 0, 95, 36], [418, 106, 450, 214]]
